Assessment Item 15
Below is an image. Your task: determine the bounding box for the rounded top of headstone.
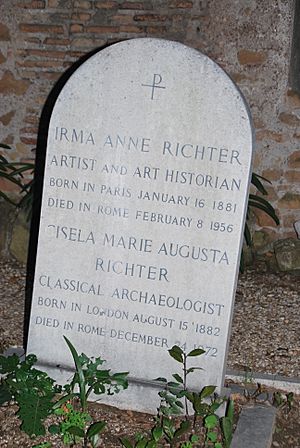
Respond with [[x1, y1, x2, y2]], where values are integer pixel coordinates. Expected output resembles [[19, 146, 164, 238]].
[[52, 38, 253, 156]]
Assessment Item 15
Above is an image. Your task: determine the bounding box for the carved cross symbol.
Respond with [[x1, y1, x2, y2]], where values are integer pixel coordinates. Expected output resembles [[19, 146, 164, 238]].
[[142, 73, 166, 100]]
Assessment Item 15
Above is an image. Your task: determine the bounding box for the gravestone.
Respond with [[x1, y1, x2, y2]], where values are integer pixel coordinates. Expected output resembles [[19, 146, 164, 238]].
[[27, 38, 253, 412]]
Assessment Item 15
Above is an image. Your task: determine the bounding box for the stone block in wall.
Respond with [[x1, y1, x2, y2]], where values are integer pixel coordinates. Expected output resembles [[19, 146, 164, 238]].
[[0, 201, 17, 257], [10, 209, 30, 264], [274, 238, 300, 272]]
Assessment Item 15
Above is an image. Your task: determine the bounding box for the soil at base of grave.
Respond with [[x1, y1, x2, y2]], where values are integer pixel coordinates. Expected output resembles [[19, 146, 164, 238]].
[[0, 390, 299, 447]]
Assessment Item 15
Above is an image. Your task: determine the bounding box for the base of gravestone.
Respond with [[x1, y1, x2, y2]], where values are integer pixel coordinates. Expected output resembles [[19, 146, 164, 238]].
[[34, 362, 228, 415]]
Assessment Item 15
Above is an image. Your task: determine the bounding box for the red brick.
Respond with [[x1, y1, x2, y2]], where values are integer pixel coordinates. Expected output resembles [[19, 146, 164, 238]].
[[67, 51, 86, 58], [0, 23, 10, 40], [112, 14, 136, 25], [70, 24, 84, 33], [0, 111, 16, 126], [253, 208, 278, 228], [71, 13, 92, 21], [253, 116, 265, 129], [261, 168, 283, 182], [18, 49, 66, 59], [119, 25, 144, 33], [288, 151, 300, 169], [134, 14, 168, 22], [284, 170, 300, 183], [95, 1, 118, 8], [0, 71, 30, 95], [20, 127, 39, 134], [20, 136, 37, 145], [146, 26, 167, 34], [119, 2, 148, 9], [17, 1, 45, 8], [39, 72, 62, 80], [282, 214, 300, 228], [278, 192, 300, 209], [168, 0, 193, 8], [256, 129, 284, 143], [0, 178, 20, 194], [86, 25, 119, 33], [0, 51, 6, 64], [74, 0, 92, 9], [44, 38, 71, 45], [279, 112, 300, 126], [286, 89, 300, 108], [19, 24, 64, 34], [24, 115, 39, 125], [17, 60, 63, 68], [24, 37, 41, 44], [237, 49, 267, 65], [72, 37, 100, 49]]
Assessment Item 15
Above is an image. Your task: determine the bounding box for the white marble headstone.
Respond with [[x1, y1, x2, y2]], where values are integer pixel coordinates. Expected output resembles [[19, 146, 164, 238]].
[[27, 38, 253, 412]]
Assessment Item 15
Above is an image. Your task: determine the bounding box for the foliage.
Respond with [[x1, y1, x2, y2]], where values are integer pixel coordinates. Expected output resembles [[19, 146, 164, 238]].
[[0, 337, 128, 446], [245, 172, 279, 246], [243, 380, 294, 414], [52, 336, 128, 447], [120, 345, 233, 448], [56, 336, 129, 412], [0, 353, 60, 437], [0, 143, 34, 219]]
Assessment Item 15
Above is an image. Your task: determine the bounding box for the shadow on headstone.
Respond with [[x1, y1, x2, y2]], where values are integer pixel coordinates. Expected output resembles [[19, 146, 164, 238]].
[[23, 42, 119, 349]]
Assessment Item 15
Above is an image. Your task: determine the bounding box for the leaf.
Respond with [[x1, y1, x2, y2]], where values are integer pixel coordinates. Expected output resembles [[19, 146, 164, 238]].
[[207, 431, 217, 442], [251, 172, 270, 194], [87, 421, 106, 438], [248, 197, 279, 225], [186, 367, 202, 374], [154, 377, 167, 383], [226, 399, 234, 421], [17, 391, 53, 436], [174, 420, 190, 439], [172, 373, 183, 384], [48, 424, 60, 434], [244, 222, 252, 246], [204, 414, 218, 430], [0, 354, 20, 374], [221, 418, 233, 448], [0, 382, 12, 405], [67, 425, 85, 438], [200, 385, 216, 399], [64, 336, 87, 410], [0, 143, 11, 149], [168, 346, 183, 363], [120, 438, 133, 448], [53, 392, 75, 410], [152, 426, 163, 441], [136, 439, 147, 448], [187, 348, 205, 357]]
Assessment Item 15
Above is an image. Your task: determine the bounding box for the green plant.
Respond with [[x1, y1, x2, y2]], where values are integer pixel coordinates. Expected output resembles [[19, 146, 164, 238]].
[[0, 143, 34, 218], [121, 345, 233, 448], [245, 173, 279, 245], [0, 337, 129, 446], [273, 391, 294, 412], [0, 353, 60, 437], [51, 336, 128, 447]]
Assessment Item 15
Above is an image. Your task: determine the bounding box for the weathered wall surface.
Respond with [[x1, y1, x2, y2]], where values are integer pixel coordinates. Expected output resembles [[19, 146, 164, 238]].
[[0, 0, 299, 262]]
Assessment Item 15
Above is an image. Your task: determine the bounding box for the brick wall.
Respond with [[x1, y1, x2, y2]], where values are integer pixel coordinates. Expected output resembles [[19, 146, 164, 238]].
[[0, 0, 299, 259]]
